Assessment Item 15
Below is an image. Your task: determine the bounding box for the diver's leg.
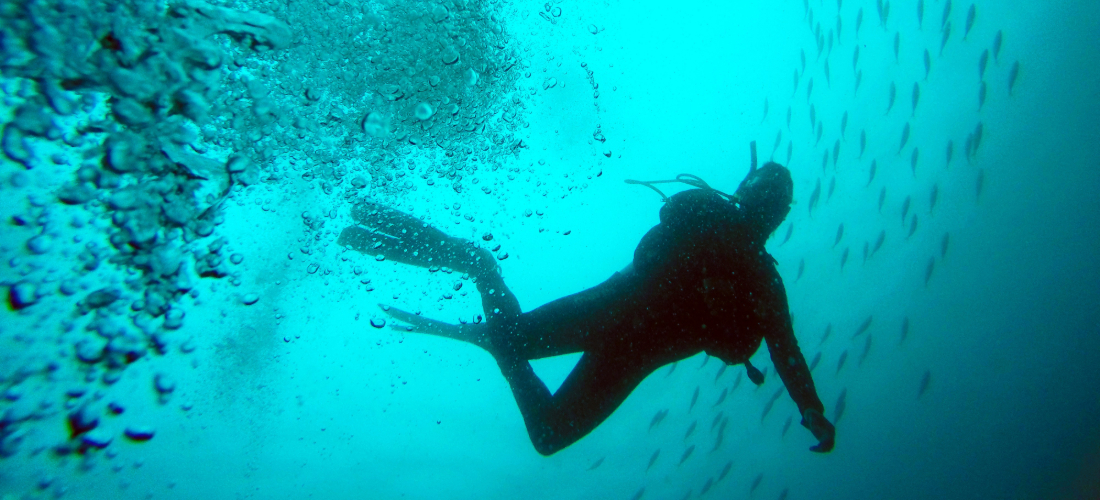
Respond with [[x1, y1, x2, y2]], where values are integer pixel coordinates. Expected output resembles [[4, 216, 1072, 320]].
[[497, 269, 638, 360], [495, 350, 650, 455]]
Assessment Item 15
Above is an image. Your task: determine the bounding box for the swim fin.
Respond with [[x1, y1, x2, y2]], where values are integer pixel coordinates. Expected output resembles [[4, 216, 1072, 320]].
[[338, 200, 495, 276], [380, 304, 492, 351]]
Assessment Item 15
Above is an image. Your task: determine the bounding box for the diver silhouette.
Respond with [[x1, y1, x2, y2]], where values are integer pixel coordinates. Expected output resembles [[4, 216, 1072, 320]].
[[337, 144, 835, 456]]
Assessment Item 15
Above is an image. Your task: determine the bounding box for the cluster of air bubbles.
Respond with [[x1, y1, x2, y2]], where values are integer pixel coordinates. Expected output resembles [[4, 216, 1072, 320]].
[[0, 0, 526, 488]]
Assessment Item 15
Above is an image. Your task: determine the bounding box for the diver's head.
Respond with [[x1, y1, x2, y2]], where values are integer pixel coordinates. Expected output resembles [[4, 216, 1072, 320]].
[[734, 162, 793, 237]]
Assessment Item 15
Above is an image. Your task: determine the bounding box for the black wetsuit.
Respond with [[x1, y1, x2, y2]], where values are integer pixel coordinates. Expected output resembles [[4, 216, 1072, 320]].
[[482, 188, 825, 455], [338, 187, 827, 455]]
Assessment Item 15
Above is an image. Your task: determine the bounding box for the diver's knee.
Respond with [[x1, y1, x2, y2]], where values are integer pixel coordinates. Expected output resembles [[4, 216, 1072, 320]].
[[532, 436, 560, 456]]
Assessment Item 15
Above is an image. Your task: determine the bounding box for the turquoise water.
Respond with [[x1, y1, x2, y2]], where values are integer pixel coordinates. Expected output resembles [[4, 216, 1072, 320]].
[[1, 0, 1098, 498]]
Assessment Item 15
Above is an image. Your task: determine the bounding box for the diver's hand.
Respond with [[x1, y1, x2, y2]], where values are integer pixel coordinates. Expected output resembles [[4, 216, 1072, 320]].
[[801, 408, 835, 453]]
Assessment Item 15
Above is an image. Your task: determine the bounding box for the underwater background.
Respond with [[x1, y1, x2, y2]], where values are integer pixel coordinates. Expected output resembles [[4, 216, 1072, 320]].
[[1, 0, 1098, 498]]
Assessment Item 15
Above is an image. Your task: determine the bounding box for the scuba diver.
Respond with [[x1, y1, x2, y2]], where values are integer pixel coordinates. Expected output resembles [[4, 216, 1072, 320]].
[[336, 143, 836, 456]]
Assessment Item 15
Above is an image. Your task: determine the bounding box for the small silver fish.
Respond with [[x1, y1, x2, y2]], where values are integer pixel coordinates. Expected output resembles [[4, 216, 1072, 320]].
[[712, 387, 728, 407], [942, 0, 952, 29], [912, 82, 921, 115], [886, 81, 897, 113], [809, 179, 821, 216], [911, 148, 920, 176], [859, 334, 873, 366], [901, 195, 911, 223], [900, 316, 911, 344], [924, 257, 935, 286], [993, 30, 1004, 61], [930, 184, 939, 212], [878, 187, 886, 212], [684, 421, 697, 440], [835, 388, 848, 422], [873, 230, 885, 254], [854, 315, 873, 337], [923, 49, 932, 79], [898, 122, 911, 153], [1008, 61, 1020, 95], [917, 0, 925, 29], [940, 22, 952, 55], [918, 370, 932, 397], [856, 8, 864, 35], [893, 32, 900, 62], [700, 478, 713, 496], [649, 409, 669, 430], [836, 350, 848, 375], [860, 130, 867, 158], [840, 247, 849, 270], [834, 223, 845, 247], [908, 215, 918, 238], [718, 461, 733, 481], [647, 449, 661, 470], [867, 160, 877, 186], [965, 4, 976, 39], [678, 445, 695, 465], [946, 140, 954, 166]]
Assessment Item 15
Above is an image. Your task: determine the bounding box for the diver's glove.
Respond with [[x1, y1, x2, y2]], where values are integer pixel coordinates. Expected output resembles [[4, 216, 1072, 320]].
[[801, 408, 835, 453]]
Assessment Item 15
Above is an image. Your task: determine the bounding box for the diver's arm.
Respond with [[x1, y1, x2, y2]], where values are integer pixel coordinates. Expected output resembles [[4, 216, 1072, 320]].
[[760, 267, 834, 452], [760, 270, 823, 415]]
